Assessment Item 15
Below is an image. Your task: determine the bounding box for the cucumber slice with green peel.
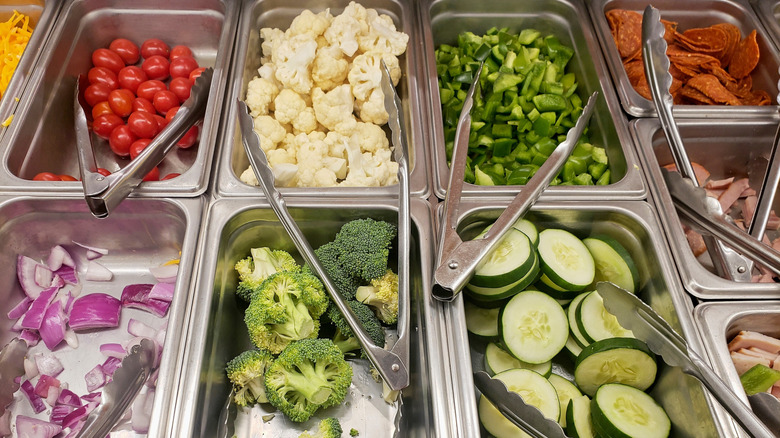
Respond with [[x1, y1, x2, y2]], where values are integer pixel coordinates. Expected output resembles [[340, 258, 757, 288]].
[[548, 374, 582, 427], [464, 300, 499, 338], [556, 297, 573, 306], [740, 364, 780, 395], [464, 293, 510, 308], [535, 273, 580, 300], [574, 338, 657, 396], [583, 235, 639, 293], [565, 395, 595, 438], [485, 342, 552, 377], [567, 292, 591, 348], [591, 383, 671, 438], [575, 291, 634, 343], [471, 228, 536, 288], [466, 254, 540, 301], [478, 368, 561, 438], [512, 218, 539, 246], [564, 334, 584, 359], [538, 228, 595, 291], [500, 290, 569, 364]]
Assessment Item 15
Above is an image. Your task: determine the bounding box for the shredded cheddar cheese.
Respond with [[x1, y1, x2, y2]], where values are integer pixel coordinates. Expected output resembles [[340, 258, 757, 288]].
[[0, 11, 33, 98]]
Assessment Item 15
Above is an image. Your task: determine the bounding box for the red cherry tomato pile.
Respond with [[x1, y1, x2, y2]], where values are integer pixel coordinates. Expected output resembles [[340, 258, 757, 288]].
[[83, 37, 205, 181]]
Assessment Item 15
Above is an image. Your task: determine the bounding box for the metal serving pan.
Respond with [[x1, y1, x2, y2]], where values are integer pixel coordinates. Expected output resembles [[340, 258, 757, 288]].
[[588, 0, 780, 118], [436, 199, 731, 437], [213, 0, 430, 198], [631, 117, 780, 299], [751, 0, 780, 54], [0, 1, 63, 145], [694, 301, 780, 438], [169, 197, 455, 437], [0, 0, 238, 196], [417, 0, 646, 200], [0, 196, 203, 436]]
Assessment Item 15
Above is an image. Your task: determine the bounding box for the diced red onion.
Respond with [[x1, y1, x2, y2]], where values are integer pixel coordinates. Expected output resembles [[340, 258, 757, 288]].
[[56, 388, 81, 407], [73, 241, 108, 259], [84, 364, 106, 392], [63, 329, 79, 349], [34, 375, 60, 398], [34, 354, 63, 377], [61, 405, 87, 429], [63, 421, 84, 438], [34, 264, 53, 288], [54, 265, 77, 285], [102, 356, 122, 376], [127, 319, 157, 339], [149, 264, 178, 283], [0, 410, 10, 437], [21, 380, 46, 413], [50, 403, 75, 425], [20, 285, 58, 330], [19, 329, 40, 347], [24, 357, 38, 380], [131, 388, 155, 434], [17, 255, 46, 299], [47, 245, 75, 271], [15, 415, 61, 438], [80, 392, 101, 404], [40, 300, 66, 350], [45, 385, 60, 407], [85, 261, 112, 281], [121, 284, 171, 317], [100, 343, 125, 358], [68, 293, 121, 331], [148, 282, 175, 302], [7, 296, 31, 319], [60, 291, 75, 314]]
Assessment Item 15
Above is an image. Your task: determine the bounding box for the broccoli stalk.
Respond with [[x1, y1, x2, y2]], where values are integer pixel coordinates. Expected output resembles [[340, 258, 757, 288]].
[[333, 218, 397, 282], [326, 300, 385, 356], [299, 418, 343, 438], [225, 349, 275, 407], [355, 269, 399, 324], [235, 247, 300, 301]]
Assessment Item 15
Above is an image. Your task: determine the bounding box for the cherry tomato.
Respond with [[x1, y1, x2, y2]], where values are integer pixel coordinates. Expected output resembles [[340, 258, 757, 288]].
[[109, 124, 136, 157], [33, 172, 61, 181], [87, 67, 118, 89], [153, 90, 178, 114], [177, 125, 199, 149], [108, 88, 136, 118], [165, 106, 180, 122], [161, 172, 180, 180], [154, 114, 168, 132], [58, 174, 78, 181], [84, 83, 112, 107], [127, 111, 158, 139], [140, 39, 170, 59], [129, 138, 152, 159], [169, 45, 193, 60], [142, 166, 160, 182], [91, 48, 125, 74], [91, 101, 114, 119], [92, 113, 124, 139], [168, 77, 193, 102], [132, 97, 155, 114], [117, 66, 148, 94], [96, 168, 112, 177], [189, 67, 206, 82], [169, 56, 198, 79], [142, 55, 170, 81], [108, 38, 140, 65], [136, 80, 167, 101]]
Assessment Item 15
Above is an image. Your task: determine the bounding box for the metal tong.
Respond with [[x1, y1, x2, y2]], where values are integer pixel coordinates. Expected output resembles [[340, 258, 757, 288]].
[[597, 282, 777, 438], [0, 338, 28, 417], [641, 5, 754, 281], [235, 61, 410, 392], [432, 61, 599, 301], [74, 68, 213, 218]]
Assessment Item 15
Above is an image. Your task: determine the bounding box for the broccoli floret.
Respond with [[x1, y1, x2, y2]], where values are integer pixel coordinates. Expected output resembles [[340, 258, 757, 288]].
[[327, 300, 385, 355], [245, 271, 329, 354], [350, 428, 359, 437], [355, 269, 399, 325], [298, 417, 343, 438], [235, 247, 300, 301], [225, 349, 275, 407], [264, 339, 353, 423], [333, 219, 397, 282], [305, 242, 359, 300]]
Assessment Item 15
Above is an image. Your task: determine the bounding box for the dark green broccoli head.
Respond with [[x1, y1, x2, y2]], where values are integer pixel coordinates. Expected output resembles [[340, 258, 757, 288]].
[[264, 339, 353, 423], [327, 300, 385, 354], [305, 242, 359, 300], [298, 417, 343, 438], [225, 349, 275, 407], [333, 218, 397, 282], [234, 248, 300, 302]]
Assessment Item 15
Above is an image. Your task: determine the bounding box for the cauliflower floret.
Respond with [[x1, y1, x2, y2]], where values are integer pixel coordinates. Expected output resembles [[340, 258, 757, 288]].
[[240, 166, 258, 185], [252, 115, 287, 151], [292, 107, 318, 134], [323, 1, 369, 57], [324, 131, 349, 159], [294, 136, 339, 187], [358, 9, 409, 56], [323, 156, 347, 179], [312, 45, 349, 92], [355, 88, 388, 125], [273, 89, 308, 125], [260, 27, 286, 62], [287, 9, 333, 39], [245, 77, 279, 117], [348, 52, 401, 101], [352, 122, 389, 153], [257, 64, 283, 89], [266, 147, 297, 166], [340, 135, 398, 187], [312, 85, 357, 134], [239, 162, 299, 188], [272, 35, 318, 95]]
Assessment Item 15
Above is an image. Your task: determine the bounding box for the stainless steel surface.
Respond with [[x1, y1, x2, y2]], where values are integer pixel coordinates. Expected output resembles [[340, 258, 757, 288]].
[[438, 199, 727, 437], [432, 92, 598, 301], [588, 0, 780, 118], [749, 392, 780, 436], [0, 338, 27, 416], [750, 0, 780, 58], [0, 196, 203, 437], [79, 338, 156, 438], [631, 117, 780, 298], [171, 198, 452, 437], [214, 0, 429, 198], [598, 282, 775, 438], [472, 371, 567, 438], [748, 82, 780, 239], [0, 0, 238, 195], [418, 0, 646, 200]]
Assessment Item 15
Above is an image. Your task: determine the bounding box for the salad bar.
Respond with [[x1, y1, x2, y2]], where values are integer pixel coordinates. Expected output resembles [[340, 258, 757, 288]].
[[1, 0, 780, 437]]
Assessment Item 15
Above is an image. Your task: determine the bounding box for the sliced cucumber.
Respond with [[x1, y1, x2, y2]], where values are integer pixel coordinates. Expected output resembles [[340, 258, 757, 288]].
[[567, 292, 591, 349], [583, 235, 639, 293], [471, 228, 536, 288], [548, 374, 582, 427], [575, 291, 634, 343], [535, 273, 581, 300], [574, 337, 657, 396], [591, 383, 670, 438], [500, 290, 568, 364], [478, 369, 560, 438], [566, 395, 595, 438], [466, 253, 540, 301], [512, 218, 539, 246], [464, 300, 499, 338], [538, 228, 595, 291], [564, 334, 584, 359], [485, 342, 552, 377]]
